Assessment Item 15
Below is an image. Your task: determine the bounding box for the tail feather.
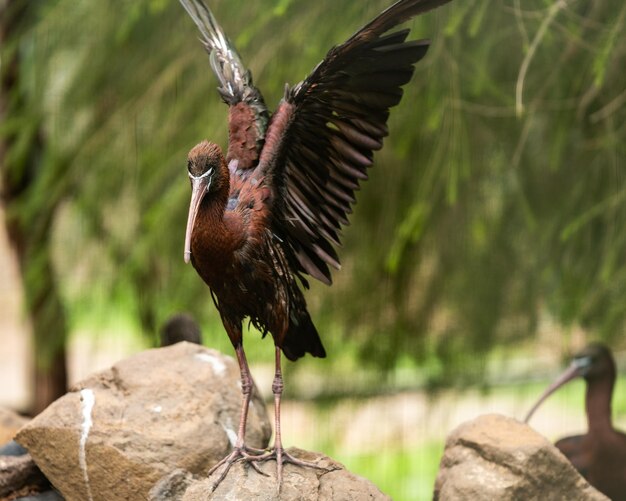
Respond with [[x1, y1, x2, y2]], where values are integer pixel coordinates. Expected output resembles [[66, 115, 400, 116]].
[[281, 311, 326, 362]]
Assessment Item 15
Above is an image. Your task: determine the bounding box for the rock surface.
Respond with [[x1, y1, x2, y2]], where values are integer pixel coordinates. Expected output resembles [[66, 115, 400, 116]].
[[434, 413, 608, 501], [0, 452, 53, 498], [16, 342, 271, 501], [150, 448, 390, 501], [0, 407, 28, 445]]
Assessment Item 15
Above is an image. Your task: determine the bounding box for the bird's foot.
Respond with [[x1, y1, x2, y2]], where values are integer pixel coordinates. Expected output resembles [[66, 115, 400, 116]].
[[247, 447, 335, 487], [209, 446, 335, 492], [208, 445, 269, 490]]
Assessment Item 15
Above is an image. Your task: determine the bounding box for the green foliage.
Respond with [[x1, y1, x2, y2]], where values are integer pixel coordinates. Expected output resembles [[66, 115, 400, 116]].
[[5, 0, 626, 376], [333, 444, 445, 501], [1, 0, 70, 388], [339, 0, 626, 378]]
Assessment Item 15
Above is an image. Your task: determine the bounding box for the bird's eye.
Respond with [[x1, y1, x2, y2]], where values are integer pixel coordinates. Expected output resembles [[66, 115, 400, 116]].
[[205, 168, 214, 190]]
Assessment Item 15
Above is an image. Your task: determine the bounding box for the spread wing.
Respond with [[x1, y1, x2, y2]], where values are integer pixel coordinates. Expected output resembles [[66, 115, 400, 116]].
[[180, 0, 269, 169], [257, 0, 451, 285]]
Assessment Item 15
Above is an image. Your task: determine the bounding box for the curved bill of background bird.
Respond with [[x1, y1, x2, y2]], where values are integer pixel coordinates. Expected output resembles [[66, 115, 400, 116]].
[[184, 172, 212, 264], [524, 355, 593, 423]]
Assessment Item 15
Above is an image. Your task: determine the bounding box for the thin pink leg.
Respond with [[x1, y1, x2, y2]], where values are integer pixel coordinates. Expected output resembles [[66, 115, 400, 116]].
[[245, 346, 330, 490], [209, 345, 331, 491], [233, 344, 255, 448], [272, 345, 285, 484], [207, 344, 266, 488]]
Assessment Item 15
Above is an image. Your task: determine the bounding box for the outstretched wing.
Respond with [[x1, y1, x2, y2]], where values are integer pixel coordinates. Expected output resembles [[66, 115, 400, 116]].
[[180, 0, 269, 169], [257, 0, 451, 285]]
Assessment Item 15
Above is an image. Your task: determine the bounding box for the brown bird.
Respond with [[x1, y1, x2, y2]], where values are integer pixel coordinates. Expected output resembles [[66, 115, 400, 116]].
[[525, 343, 626, 500], [159, 313, 202, 346], [179, 0, 450, 487]]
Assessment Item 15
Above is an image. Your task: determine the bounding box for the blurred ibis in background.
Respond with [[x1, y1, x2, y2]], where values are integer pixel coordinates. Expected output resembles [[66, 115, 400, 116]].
[[525, 343, 626, 500], [178, 0, 451, 488], [159, 313, 202, 346]]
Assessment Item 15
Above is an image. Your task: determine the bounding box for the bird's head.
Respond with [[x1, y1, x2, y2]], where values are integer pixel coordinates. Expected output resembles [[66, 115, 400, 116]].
[[184, 140, 227, 264], [159, 313, 202, 346], [571, 343, 614, 382], [524, 342, 615, 423]]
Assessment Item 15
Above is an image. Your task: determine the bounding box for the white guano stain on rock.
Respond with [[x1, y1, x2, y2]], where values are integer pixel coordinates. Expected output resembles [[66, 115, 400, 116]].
[[194, 352, 227, 376], [79, 388, 95, 501], [15, 343, 272, 500], [221, 422, 238, 447]]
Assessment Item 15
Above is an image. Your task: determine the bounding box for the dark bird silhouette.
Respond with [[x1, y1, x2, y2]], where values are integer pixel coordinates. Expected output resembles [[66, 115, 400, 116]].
[[178, 0, 451, 488], [159, 313, 202, 346], [525, 343, 626, 500]]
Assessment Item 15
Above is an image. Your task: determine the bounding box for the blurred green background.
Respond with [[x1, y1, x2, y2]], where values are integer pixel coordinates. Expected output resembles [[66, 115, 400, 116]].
[[1, 0, 626, 499]]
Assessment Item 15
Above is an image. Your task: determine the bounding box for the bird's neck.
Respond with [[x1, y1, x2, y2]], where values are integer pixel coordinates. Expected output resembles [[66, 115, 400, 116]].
[[193, 181, 244, 265], [586, 373, 614, 434], [202, 186, 229, 227], [198, 188, 231, 245]]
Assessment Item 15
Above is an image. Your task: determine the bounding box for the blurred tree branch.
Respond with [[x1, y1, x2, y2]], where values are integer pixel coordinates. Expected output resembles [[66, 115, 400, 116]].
[[1, 0, 68, 414], [1, 0, 625, 392]]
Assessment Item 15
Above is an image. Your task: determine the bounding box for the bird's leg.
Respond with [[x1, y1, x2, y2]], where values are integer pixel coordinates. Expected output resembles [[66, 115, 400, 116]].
[[272, 345, 286, 484], [210, 345, 331, 490], [208, 343, 267, 488], [247, 346, 330, 487], [232, 343, 262, 452]]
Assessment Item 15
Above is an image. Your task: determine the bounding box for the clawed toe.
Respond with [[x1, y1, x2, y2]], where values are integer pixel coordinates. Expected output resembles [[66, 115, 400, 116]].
[[208, 446, 333, 491], [281, 450, 332, 471], [208, 445, 268, 490], [247, 447, 334, 486]]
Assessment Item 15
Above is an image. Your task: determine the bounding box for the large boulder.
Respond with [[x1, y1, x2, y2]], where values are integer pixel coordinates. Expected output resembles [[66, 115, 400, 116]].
[[434, 413, 608, 500], [16, 342, 271, 501], [150, 448, 390, 501]]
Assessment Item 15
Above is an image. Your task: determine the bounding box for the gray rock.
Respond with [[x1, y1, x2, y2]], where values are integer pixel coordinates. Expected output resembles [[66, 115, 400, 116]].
[[0, 439, 28, 456], [150, 468, 195, 500], [16, 342, 271, 501], [150, 448, 390, 501], [434, 413, 608, 501], [15, 491, 64, 501], [0, 452, 52, 498]]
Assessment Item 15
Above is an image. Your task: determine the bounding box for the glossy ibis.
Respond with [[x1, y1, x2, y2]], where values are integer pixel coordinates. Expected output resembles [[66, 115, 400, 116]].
[[179, 0, 450, 487], [525, 343, 626, 500], [159, 313, 202, 346]]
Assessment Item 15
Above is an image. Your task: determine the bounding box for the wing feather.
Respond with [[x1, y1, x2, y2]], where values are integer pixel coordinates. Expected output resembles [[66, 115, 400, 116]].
[[180, 0, 269, 169], [256, 0, 450, 284], [179, 0, 450, 285]]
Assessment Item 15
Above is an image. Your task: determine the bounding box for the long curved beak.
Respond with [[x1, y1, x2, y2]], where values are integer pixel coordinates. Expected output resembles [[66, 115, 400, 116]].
[[184, 176, 210, 264], [524, 358, 590, 423]]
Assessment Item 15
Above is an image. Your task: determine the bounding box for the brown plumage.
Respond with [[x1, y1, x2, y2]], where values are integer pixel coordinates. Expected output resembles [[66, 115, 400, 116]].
[[525, 343, 626, 500], [186, 141, 323, 360], [178, 0, 451, 489]]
